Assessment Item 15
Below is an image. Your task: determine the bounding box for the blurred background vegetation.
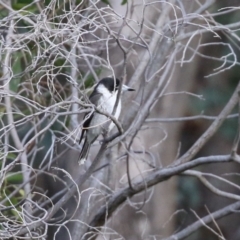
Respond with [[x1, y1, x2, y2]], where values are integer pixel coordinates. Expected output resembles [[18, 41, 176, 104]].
[[1, 0, 240, 239]]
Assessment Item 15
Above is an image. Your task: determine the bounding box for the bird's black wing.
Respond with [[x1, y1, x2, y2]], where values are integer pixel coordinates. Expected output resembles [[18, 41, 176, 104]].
[[79, 91, 102, 145], [79, 112, 93, 144]]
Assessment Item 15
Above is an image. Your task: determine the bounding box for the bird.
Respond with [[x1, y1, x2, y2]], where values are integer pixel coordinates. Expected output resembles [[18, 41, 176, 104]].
[[78, 77, 135, 164]]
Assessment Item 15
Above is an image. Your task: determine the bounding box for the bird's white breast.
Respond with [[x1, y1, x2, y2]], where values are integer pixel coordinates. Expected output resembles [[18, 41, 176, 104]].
[[92, 84, 121, 132]]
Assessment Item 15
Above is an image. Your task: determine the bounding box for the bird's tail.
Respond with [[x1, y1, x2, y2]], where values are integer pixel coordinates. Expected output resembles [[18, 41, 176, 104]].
[[78, 140, 90, 165]]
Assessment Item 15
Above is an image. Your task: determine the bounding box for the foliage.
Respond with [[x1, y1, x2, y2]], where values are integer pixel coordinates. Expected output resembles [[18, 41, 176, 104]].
[[1, 1, 240, 240]]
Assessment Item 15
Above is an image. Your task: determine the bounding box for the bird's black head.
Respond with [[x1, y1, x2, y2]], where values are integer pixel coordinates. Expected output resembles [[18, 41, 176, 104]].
[[98, 77, 120, 93]]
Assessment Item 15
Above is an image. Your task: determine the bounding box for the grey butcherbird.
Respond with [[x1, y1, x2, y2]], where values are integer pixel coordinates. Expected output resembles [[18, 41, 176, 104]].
[[78, 77, 135, 164]]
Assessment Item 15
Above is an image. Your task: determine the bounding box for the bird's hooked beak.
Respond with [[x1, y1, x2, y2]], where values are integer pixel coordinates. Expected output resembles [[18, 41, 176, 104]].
[[122, 84, 135, 92]]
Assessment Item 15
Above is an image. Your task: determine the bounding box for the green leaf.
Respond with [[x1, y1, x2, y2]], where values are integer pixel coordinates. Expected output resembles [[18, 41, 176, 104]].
[[16, 0, 33, 4], [9, 78, 20, 93], [121, 0, 127, 5], [0, 106, 5, 119], [11, 208, 22, 219], [76, 0, 83, 4], [19, 189, 25, 197], [6, 173, 23, 184], [82, 68, 102, 89], [12, 1, 37, 12], [10, 54, 22, 92], [7, 153, 17, 160], [54, 58, 65, 67], [101, 0, 110, 5]]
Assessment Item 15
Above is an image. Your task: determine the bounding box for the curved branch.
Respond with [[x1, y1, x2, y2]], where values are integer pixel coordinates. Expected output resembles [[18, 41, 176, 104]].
[[88, 155, 232, 231], [176, 82, 240, 164], [164, 200, 240, 240], [183, 170, 240, 201]]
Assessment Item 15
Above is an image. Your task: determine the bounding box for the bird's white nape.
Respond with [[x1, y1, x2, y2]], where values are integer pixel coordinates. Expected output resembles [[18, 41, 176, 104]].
[[97, 83, 117, 97]]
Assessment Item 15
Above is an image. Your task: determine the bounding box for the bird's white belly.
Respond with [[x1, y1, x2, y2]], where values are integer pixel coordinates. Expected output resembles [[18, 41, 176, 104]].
[[88, 92, 121, 142]]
